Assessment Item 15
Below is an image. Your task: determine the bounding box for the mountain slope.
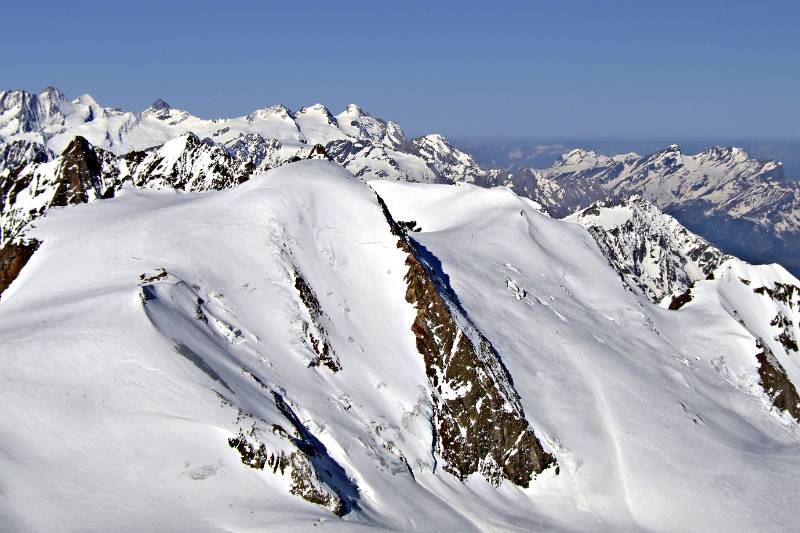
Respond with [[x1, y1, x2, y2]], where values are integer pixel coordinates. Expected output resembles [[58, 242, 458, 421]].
[[0, 162, 558, 531], [568, 196, 729, 303], [513, 145, 800, 274], [2, 161, 800, 531]]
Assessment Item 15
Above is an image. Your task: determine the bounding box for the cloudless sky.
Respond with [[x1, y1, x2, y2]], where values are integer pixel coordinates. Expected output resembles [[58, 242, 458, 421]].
[[1, 0, 798, 138]]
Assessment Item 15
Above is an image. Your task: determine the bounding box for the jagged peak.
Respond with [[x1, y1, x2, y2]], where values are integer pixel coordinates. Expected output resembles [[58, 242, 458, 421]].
[[643, 144, 684, 165], [61, 135, 95, 155], [385, 121, 404, 135], [149, 98, 171, 111], [566, 147, 599, 157], [343, 103, 368, 116], [40, 86, 66, 103], [697, 145, 752, 162], [415, 133, 450, 147], [0, 88, 34, 103], [141, 98, 190, 121], [571, 194, 663, 226], [562, 148, 605, 161], [293, 104, 338, 129]]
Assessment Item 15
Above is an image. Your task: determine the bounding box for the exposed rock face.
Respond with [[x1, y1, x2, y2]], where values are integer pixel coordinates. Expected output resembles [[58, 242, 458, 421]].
[[293, 270, 340, 372], [227, 134, 283, 171], [755, 339, 800, 423], [1, 134, 253, 245], [569, 196, 729, 303], [668, 288, 694, 310], [306, 143, 328, 160], [0, 140, 52, 177], [376, 194, 555, 487], [0, 238, 39, 300], [1, 136, 120, 242], [226, 384, 354, 517], [753, 282, 800, 354], [52, 136, 114, 206], [0, 87, 67, 140], [121, 133, 253, 191]]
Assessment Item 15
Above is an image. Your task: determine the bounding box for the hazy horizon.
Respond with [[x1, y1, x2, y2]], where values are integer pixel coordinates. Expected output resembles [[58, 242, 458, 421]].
[[452, 137, 800, 178]]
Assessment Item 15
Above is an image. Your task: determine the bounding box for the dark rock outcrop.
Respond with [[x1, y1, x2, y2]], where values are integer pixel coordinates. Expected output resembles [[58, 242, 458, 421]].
[[376, 193, 556, 487], [753, 282, 800, 353], [52, 136, 115, 206], [755, 339, 800, 423], [0, 238, 39, 300], [228, 387, 357, 517], [293, 270, 340, 372], [668, 288, 694, 310]]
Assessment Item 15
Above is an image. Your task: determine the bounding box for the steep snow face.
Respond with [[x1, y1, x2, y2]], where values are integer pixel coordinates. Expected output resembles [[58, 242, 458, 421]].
[[292, 104, 349, 146], [675, 259, 800, 424], [568, 196, 729, 303], [372, 179, 800, 532], [334, 104, 404, 149]]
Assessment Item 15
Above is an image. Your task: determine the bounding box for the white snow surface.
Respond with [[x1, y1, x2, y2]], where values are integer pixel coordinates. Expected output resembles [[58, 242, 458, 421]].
[[0, 161, 799, 531], [0, 89, 379, 156]]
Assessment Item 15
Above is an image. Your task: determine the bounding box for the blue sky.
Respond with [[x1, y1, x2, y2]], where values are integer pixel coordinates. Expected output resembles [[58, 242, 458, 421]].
[[1, 1, 798, 138]]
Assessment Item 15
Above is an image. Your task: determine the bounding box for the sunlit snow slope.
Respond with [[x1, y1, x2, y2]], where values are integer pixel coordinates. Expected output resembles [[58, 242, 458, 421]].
[[1, 161, 799, 532]]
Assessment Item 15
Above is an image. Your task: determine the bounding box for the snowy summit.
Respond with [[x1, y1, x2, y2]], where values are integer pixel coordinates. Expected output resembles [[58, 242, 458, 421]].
[[1, 87, 800, 532]]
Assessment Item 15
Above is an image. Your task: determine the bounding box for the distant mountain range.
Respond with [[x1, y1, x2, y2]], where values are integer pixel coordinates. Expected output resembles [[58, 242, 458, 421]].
[[453, 137, 800, 178], [2, 87, 797, 275]]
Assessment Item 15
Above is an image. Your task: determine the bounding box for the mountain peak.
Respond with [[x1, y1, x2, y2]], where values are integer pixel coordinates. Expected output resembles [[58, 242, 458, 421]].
[[246, 104, 293, 122], [40, 86, 66, 103], [299, 103, 331, 115], [553, 148, 612, 171], [344, 103, 367, 116], [150, 98, 171, 111]]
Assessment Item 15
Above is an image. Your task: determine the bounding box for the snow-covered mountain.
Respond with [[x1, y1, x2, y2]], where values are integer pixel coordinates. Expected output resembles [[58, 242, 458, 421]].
[[510, 145, 800, 274], [2, 89, 800, 530], [3, 87, 797, 278], [0, 134, 258, 242], [2, 156, 800, 531], [513, 145, 786, 218], [568, 196, 729, 303]]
